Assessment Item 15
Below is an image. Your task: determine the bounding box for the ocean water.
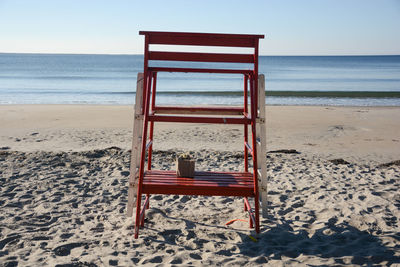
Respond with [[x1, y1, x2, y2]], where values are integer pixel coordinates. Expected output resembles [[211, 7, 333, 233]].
[[0, 53, 399, 106]]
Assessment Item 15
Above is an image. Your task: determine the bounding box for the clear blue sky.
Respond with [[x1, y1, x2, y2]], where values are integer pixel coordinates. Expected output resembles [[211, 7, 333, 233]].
[[0, 0, 399, 55]]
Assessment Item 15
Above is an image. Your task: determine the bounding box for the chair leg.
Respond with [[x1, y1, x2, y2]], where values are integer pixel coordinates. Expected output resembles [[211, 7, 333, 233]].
[[134, 192, 142, 239], [249, 219, 254, 228], [141, 195, 150, 227], [244, 197, 254, 229], [254, 195, 260, 233], [140, 208, 146, 227], [146, 194, 150, 209]]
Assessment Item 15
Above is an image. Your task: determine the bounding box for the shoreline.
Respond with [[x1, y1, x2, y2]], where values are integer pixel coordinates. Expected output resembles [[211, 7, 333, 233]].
[[2, 103, 400, 106], [1, 103, 400, 108]]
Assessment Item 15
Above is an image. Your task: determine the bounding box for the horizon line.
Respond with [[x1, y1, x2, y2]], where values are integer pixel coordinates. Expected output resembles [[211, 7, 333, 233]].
[[1, 52, 399, 57]]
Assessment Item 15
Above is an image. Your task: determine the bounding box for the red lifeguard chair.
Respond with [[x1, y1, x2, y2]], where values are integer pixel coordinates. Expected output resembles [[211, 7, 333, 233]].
[[127, 31, 267, 238]]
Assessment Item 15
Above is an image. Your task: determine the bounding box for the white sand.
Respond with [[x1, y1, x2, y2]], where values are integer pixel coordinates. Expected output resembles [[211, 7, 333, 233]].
[[0, 105, 399, 266]]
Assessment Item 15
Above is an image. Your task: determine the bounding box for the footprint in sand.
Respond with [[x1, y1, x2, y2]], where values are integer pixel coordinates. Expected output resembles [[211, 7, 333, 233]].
[[53, 242, 88, 256]]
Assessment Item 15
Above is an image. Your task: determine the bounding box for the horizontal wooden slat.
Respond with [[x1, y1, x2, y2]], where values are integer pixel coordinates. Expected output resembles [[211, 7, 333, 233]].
[[150, 35, 255, 47], [148, 114, 252, 124], [142, 170, 255, 197], [140, 31, 264, 39], [140, 31, 264, 48], [149, 51, 254, 63], [143, 186, 254, 197], [148, 67, 253, 74], [144, 170, 252, 184], [145, 177, 252, 185], [144, 181, 251, 186], [147, 171, 251, 176], [153, 106, 244, 116]]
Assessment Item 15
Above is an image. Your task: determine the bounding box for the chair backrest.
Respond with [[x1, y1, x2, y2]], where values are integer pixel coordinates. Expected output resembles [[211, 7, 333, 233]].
[[139, 31, 264, 74]]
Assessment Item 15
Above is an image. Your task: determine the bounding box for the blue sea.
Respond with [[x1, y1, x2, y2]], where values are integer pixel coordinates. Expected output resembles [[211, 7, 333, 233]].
[[0, 53, 399, 106]]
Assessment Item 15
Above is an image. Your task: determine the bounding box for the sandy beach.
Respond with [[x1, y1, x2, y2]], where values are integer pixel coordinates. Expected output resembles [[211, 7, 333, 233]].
[[1, 105, 399, 266]]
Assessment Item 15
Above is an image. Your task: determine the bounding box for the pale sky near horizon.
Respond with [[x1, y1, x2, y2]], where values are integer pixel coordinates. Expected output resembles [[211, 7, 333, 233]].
[[0, 0, 399, 55]]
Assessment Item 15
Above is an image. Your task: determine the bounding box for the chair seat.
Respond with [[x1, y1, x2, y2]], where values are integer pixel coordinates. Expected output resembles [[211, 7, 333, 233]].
[[142, 170, 255, 197]]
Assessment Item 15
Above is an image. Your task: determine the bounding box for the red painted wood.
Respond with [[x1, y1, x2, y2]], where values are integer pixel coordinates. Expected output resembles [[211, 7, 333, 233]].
[[245, 141, 253, 155], [151, 35, 254, 47], [148, 67, 252, 74], [134, 31, 263, 238], [244, 197, 256, 228], [144, 171, 252, 183], [153, 106, 244, 115], [148, 114, 251, 124], [145, 140, 153, 151], [149, 51, 254, 63], [244, 75, 249, 172], [147, 72, 157, 170], [139, 31, 264, 39], [142, 170, 254, 197], [139, 31, 263, 48], [139, 195, 149, 227]]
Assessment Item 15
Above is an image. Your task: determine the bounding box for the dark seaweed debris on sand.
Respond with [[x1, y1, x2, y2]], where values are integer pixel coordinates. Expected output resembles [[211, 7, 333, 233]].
[[329, 158, 351, 165], [267, 149, 300, 154], [378, 160, 400, 168]]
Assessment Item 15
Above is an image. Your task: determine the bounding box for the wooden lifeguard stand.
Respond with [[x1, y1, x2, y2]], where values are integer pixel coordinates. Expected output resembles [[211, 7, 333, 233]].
[[127, 31, 267, 238]]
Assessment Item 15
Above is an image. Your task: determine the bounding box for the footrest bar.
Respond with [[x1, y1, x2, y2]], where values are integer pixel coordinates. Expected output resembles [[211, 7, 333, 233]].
[[139, 195, 150, 227], [244, 197, 256, 228], [245, 141, 253, 154], [145, 140, 153, 151]]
